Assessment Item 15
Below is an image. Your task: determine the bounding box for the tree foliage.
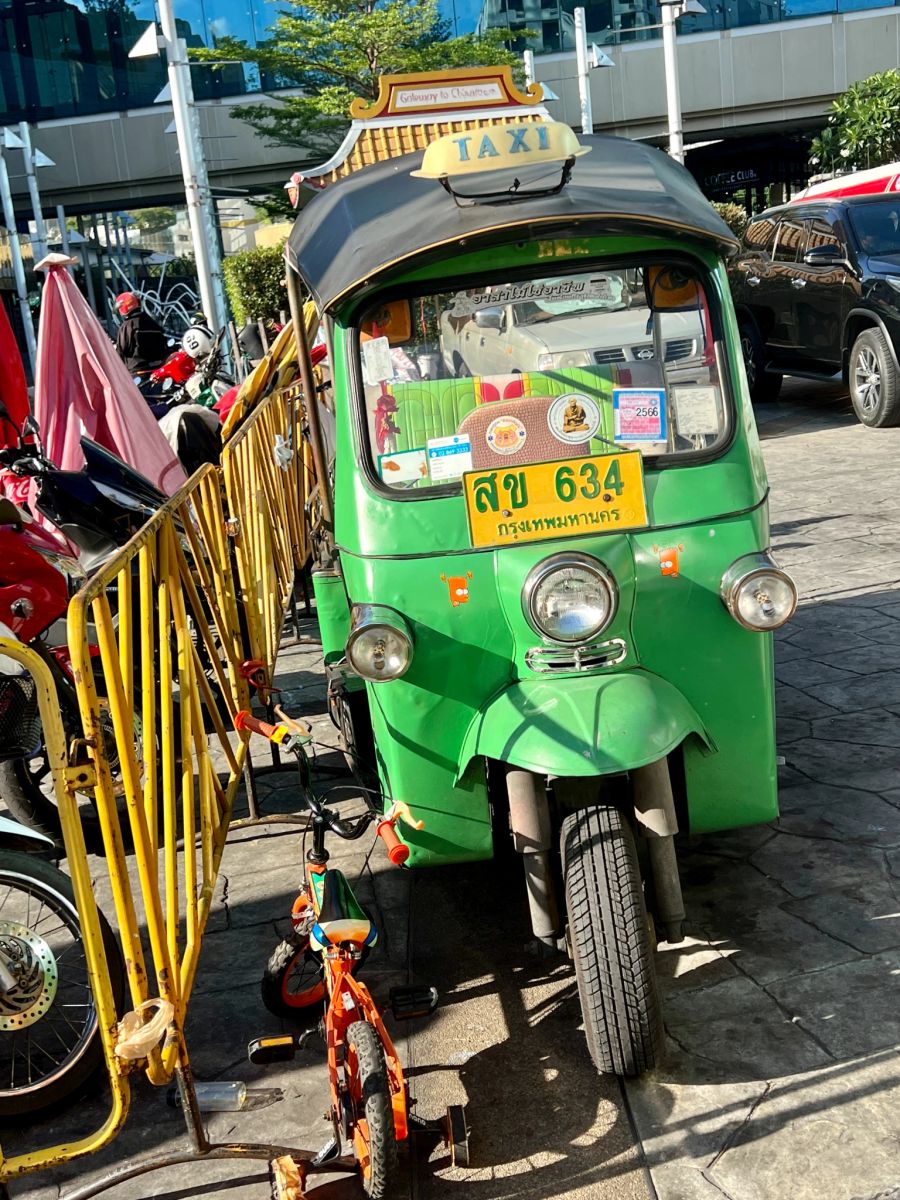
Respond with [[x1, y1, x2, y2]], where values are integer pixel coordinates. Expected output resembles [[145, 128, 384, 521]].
[[192, 0, 521, 157], [711, 202, 748, 240], [810, 71, 900, 174], [126, 207, 177, 236], [222, 242, 288, 325]]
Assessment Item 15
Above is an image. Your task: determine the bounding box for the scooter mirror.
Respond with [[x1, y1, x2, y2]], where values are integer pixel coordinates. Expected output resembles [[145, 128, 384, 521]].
[[21, 415, 40, 438], [0, 498, 22, 526]]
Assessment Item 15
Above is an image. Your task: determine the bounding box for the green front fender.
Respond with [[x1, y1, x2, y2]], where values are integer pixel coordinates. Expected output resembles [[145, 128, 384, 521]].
[[457, 670, 712, 780]]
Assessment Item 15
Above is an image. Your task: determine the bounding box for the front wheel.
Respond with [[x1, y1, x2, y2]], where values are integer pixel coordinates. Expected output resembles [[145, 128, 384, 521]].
[[0, 850, 125, 1117], [561, 806, 664, 1077], [849, 328, 900, 427], [739, 320, 782, 404], [345, 1019, 399, 1199]]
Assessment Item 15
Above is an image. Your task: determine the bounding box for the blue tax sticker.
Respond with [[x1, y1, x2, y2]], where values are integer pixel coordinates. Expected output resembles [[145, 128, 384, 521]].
[[613, 388, 667, 443]]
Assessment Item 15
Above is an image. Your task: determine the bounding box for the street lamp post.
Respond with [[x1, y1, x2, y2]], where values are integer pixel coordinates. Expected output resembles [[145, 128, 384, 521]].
[[660, 0, 684, 163], [130, 4, 228, 332]]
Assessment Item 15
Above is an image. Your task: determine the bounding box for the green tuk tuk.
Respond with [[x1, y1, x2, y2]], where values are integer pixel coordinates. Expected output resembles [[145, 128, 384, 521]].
[[287, 117, 797, 1077]]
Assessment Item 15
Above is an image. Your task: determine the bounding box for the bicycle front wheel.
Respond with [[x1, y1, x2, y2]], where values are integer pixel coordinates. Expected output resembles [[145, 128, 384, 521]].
[[345, 1019, 398, 1199]]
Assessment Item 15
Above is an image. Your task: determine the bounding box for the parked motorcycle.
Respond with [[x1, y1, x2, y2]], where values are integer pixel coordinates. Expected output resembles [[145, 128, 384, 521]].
[[148, 327, 231, 472], [0, 809, 124, 1117], [0, 421, 167, 841]]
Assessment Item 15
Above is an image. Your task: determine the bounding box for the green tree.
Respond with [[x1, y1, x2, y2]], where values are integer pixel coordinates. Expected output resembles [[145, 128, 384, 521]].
[[126, 207, 177, 236], [810, 70, 900, 173], [192, 0, 521, 156]]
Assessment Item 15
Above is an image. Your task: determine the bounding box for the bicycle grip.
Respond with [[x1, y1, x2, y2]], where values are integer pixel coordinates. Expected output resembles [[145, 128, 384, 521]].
[[234, 710, 279, 740], [377, 819, 409, 866]]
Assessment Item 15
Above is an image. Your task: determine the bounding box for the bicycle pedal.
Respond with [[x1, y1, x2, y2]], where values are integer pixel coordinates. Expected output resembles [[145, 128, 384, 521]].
[[247, 1034, 298, 1065], [311, 1135, 341, 1166], [389, 984, 439, 1021]]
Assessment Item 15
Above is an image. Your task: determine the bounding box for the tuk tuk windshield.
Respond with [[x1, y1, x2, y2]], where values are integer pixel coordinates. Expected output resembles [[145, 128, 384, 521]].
[[356, 263, 729, 492]]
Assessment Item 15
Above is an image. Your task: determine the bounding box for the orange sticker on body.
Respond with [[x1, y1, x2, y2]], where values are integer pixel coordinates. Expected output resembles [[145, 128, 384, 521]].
[[441, 571, 473, 606], [653, 544, 684, 577]]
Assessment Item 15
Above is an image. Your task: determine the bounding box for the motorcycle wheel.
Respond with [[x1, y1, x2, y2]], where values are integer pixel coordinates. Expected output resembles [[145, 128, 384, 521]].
[[0, 702, 155, 850], [0, 849, 125, 1117]]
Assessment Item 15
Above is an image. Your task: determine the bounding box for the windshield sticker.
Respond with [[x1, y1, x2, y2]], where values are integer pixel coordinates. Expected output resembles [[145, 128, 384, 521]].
[[361, 336, 394, 386], [427, 434, 473, 481], [548, 393, 602, 444], [613, 388, 667, 443], [378, 447, 427, 483], [449, 278, 615, 317], [486, 415, 527, 456], [672, 386, 720, 435]]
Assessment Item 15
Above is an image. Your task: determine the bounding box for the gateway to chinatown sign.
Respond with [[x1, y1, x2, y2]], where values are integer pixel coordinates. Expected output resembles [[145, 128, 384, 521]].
[[349, 66, 542, 119], [391, 81, 506, 110]]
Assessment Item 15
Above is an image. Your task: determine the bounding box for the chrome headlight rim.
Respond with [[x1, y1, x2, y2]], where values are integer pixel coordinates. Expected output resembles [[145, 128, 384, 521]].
[[720, 552, 798, 631], [345, 603, 413, 682], [522, 552, 618, 646]]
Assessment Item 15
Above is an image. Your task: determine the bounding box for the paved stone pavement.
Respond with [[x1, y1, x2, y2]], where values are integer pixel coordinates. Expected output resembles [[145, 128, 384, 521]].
[[7, 378, 900, 1200]]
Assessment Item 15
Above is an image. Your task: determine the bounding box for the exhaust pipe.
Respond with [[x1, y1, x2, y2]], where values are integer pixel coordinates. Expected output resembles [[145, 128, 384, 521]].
[[506, 767, 560, 947]]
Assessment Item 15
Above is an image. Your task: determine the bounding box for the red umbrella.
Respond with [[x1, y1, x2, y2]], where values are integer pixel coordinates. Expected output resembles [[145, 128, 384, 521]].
[[33, 255, 185, 494], [0, 295, 29, 448]]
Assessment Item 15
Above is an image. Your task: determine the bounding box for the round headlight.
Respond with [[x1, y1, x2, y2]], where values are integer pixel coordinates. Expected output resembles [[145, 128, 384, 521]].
[[721, 555, 798, 631], [346, 606, 413, 681], [523, 553, 617, 644]]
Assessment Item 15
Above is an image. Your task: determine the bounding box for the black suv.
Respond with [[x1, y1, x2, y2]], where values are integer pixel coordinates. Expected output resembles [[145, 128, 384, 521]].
[[729, 195, 900, 426]]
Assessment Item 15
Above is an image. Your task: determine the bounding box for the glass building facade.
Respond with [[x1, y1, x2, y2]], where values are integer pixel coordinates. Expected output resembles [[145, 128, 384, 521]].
[[476, 0, 900, 54], [0, 0, 896, 122], [0, 0, 279, 123]]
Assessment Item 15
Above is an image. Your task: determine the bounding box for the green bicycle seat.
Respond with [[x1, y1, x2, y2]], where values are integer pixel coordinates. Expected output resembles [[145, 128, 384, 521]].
[[311, 869, 378, 951]]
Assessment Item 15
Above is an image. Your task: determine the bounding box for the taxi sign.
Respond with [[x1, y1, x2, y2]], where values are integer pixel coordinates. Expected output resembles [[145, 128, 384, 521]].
[[411, 120, 590, 180]]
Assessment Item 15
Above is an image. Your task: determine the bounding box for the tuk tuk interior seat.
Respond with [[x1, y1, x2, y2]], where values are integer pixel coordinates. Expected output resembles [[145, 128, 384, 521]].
[[389, 366, 619, 453]]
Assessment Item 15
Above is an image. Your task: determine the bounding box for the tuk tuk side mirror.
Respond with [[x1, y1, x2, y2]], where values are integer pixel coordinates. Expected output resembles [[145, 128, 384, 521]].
[[646, 266, 701, 311], [362, 299, 412, 346], [474, 307, 503, 330]]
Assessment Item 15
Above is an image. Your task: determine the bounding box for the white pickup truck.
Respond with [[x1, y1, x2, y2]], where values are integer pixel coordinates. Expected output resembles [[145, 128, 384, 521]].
[[439, 272, 705, 379]]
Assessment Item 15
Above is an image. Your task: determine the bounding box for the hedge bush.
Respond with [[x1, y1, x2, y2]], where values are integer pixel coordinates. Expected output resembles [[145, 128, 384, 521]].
[[222, 241, 288, 326], [711, 201, 749, 241]]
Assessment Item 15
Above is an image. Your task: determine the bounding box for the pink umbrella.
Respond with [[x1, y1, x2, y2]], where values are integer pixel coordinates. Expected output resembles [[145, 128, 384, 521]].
[[33, 255, 185, 494]]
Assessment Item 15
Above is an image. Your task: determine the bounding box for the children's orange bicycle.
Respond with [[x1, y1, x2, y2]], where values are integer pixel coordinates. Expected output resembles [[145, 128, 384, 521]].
[[236, 709, 467, 1198]]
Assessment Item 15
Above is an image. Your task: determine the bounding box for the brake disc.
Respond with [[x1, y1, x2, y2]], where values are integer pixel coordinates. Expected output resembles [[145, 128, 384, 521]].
[[0, 920, 58, 1030]]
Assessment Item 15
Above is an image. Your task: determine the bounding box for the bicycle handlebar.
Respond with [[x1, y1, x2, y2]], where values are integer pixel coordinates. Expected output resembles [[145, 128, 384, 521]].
[[234, 709, 279, 740], [376, 819, 410, 866]]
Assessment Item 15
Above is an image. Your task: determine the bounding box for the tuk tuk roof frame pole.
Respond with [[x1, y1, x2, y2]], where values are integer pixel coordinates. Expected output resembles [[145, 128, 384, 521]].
[[286, 266, 334, 559], [155, 0, 229, 334]]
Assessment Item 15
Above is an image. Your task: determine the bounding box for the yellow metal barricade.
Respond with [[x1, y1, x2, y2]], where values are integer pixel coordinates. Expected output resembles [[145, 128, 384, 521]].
[[222, 383, 313, 673], [0, 641, 130, 1183], [65, 466, 249, 1089]]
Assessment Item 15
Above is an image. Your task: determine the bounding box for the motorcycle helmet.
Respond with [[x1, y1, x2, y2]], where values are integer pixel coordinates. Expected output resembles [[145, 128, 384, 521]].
[[114, 292, 141, 316], [181, 324, 214, 360]]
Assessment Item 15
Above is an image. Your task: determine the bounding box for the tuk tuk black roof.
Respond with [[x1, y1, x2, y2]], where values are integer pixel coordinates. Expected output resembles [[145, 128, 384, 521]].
[[287, 133, 739, 312]]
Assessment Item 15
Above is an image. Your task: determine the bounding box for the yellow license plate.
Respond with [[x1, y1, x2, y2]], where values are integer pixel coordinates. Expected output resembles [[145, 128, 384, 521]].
[[463, 452, 647, 549]]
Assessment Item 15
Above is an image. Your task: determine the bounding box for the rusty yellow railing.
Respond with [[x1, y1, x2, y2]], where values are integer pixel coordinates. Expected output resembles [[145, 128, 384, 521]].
[[222, 382, 313, 674], [0, 641, 130, 1183], [65, 467, 249, 1087]]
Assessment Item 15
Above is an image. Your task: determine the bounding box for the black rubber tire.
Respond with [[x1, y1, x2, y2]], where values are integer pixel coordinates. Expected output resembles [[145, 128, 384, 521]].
[[260, 936, 324, 1025], [739, 319, 782, 404], [346, 1019, 398, 1200], [0, 850, 125, 1117], [849, 327, 900, 427], [0, 758, 63, 844], [561, 806, 664, 1077]]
